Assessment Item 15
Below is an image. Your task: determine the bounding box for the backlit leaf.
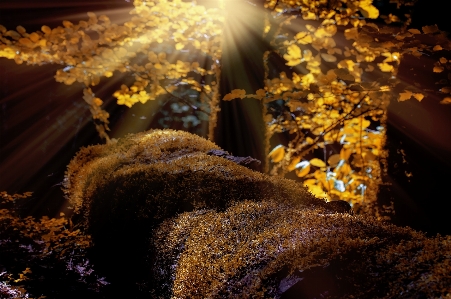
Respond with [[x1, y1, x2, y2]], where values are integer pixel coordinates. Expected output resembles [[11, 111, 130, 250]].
[[268, 145, 285, 163], [378, 62, 394, 72], [287, 156, 301, 171], [295, 162, 311, 177], [433, 45, 443, 51], [310, 158, 326, 167], [433, 66, 444, 73]]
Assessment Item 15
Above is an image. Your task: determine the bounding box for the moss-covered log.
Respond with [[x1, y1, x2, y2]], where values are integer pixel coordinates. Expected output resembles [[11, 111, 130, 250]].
[[64, 129, 450, 298]]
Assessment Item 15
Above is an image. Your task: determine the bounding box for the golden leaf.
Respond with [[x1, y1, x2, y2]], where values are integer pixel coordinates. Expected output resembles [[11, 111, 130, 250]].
[[305, 24, 316, 32], [295, 32, 312, 44], [433, 66, 444, 73], [295, 162, 311, 177], [378, 62, 394, 72], [302, 11, 316, 20], [175, 42, 184, 50], [41, 25, 51, 35], [398, 90, 412, 101], [340, 148, 352, 160], [310, 158, 326, 168], [433, 45, 443, 51], [440, 97, 451, 104], [18, 38, 32, 46], [104, 71, 113, 78], [408, 29, 421, 34], [268, 145, 285, 163], [287, 156, 301, 171], [223, 89, 246, 101], [359, 1, 379, 19], [29, 32, 40, 42], [283, 44, 302, 66], [413, 93, 424, 102]]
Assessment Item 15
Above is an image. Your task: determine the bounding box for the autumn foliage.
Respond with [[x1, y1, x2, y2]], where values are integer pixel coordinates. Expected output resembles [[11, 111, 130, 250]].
[[1, 0, 451, 297], [2, 0, 450, 213]]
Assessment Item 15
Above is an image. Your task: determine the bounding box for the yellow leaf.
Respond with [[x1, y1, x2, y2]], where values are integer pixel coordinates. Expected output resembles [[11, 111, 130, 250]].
[[295, 32, 312, 44], [433, 66, 444, 73], [283, 44, 302, 66], [363, 150, 376, 162], [287, 156, 301, 171], [306, 184, 329, 199], [440, 97, 451, 104], [41, 25, 51, 35], [223, 89, 246, 101], [359, 1, 379, 19], [398, 90, 412, 101], [295, 162, 311, 177], [310, 158, 326, 167], [175, 42, 184, 50], [378, 62, 394, 72], [104, 71, 113, 78], [408, 29, 421, 34], [28, 32, 40, 43], [19, 37, 33, 46], [433, 45, 443, 51], [440, 57, 448, 64], [63, 20, 73, 28], [340, 148, 352, 160], [413, 93, 424, 102], [305, 24, 316, 32], [302, 11, 316, 20], [268, 145, 285, 163]]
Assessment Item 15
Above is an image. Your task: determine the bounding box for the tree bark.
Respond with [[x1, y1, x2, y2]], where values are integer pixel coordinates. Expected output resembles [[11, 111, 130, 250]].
[[213, 0, 269, 172]]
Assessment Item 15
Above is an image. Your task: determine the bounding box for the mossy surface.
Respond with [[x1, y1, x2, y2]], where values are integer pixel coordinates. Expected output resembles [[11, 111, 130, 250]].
[[154, 200, 451, 298], [64, 129, 451, 298], [64, 129, 327, 237]]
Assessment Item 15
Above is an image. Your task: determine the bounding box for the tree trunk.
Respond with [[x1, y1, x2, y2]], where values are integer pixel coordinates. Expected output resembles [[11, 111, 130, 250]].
[[213, 0, 269, 172]]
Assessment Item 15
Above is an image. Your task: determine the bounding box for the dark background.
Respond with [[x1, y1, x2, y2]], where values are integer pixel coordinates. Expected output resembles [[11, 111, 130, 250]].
[[1, 0, 450, 235]]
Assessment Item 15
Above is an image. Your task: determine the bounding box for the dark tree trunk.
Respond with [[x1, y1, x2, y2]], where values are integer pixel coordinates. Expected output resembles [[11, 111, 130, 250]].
[[213, 0, 269, 172]]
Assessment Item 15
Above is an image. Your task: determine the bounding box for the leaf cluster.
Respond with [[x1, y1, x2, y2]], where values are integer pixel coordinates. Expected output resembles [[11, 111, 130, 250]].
[[0, 192, 106, 299]]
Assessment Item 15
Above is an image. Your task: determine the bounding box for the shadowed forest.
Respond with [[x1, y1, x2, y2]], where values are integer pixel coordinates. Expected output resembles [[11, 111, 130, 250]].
[[1, 0, 451, 298]]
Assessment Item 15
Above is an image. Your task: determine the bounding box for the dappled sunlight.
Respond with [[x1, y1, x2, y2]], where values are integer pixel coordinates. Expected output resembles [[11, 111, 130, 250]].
[[1, 1, 451, 296]]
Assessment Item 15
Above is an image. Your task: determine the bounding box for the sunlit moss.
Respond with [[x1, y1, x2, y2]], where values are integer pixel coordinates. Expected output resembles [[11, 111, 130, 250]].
[[64, 129, 332, 235], [155, 200, 451, 298], [63, 129, 450, 298]]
